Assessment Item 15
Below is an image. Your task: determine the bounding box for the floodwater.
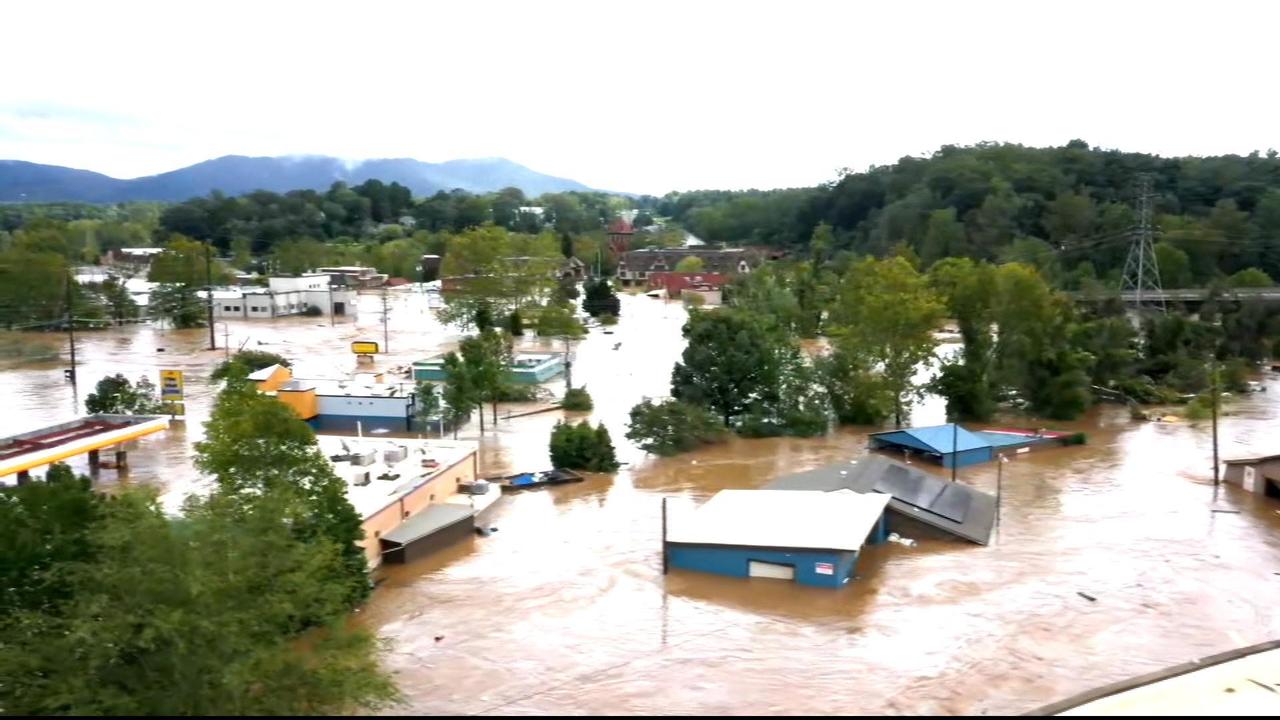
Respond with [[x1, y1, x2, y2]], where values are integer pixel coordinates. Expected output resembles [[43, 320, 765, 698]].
[[3, 291, 1280, 715]]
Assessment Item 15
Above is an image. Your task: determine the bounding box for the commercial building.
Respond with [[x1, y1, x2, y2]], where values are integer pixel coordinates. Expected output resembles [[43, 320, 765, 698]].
[[250, 365, 418, 434], [316, 266, 388, 288], [664, 489, 890, 588], [766, 454, 997, 545], [646, 271, 727, 303], [201, 274, 359, 319], [616, 247, 761, 287], [315, 435, 488, 568], [412, 352, 564, 385]]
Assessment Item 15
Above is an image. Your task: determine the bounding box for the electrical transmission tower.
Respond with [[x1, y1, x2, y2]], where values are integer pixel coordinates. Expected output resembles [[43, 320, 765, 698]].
[[1119, 174, 1165, 314]]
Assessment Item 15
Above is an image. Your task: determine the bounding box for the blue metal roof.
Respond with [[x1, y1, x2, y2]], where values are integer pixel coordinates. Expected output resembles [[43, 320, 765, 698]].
[[869, 423, 990, 454]]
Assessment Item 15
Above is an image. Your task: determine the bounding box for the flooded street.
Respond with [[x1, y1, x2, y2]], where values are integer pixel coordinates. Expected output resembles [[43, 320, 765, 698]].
[[3, 292, 1280, 714]]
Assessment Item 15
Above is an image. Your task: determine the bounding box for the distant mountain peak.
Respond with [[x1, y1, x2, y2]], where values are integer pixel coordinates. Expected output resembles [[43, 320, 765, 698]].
[[0, 155, 599, 203]]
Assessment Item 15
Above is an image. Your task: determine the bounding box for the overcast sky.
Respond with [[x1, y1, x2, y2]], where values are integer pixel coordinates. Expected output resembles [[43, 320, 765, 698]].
[[2, 0, 1278, 195]]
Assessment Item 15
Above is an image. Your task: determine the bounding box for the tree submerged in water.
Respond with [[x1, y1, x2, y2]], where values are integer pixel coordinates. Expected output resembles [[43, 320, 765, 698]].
[[549, 420, 618, 472], [85, 373, 165, 415]]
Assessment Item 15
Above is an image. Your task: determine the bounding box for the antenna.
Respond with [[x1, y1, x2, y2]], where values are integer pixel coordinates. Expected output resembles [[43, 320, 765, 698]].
[[1119, 174, 1165, 315]]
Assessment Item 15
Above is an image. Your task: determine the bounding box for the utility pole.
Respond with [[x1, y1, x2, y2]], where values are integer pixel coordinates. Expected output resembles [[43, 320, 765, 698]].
[[64, 272, 78, 389], [328, 281, 335, 327], [1120, 174, 1165, 316], [381, 285, 391, 352], [1211, 358, 1220, 497], [996, 454, 1006, 538], [563, 335, 573, 392], [950, 415, 959, 484], [205, 240, 216, 350]]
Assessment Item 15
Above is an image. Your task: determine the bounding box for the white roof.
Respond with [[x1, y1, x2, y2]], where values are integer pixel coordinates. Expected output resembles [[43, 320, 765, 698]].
[[314, 435, 477, 520], [666, 489, 889, 552], [119, 247, 165, 255]]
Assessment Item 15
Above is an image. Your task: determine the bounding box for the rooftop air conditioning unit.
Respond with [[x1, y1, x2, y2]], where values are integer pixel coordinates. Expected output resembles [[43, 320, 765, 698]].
[[350, 471, 370, 487], [383, 445, 408, 465], [351, 450, 377, 467]]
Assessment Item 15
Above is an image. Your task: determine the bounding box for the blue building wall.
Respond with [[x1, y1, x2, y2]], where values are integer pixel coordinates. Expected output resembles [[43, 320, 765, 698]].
[[942, 446, 994, 469], [667, 545, 860, 588]]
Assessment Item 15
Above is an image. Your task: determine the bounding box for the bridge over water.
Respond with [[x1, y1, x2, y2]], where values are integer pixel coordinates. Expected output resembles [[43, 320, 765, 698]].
[[1069, 287, 1280, 304]]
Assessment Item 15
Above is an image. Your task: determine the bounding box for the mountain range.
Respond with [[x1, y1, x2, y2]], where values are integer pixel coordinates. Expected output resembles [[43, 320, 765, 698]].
[[0, 155, 597, 203]]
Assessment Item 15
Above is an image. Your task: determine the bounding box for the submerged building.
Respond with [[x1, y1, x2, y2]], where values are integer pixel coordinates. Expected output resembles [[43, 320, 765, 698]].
[[664, 489, 890, 588], [412, 352, 564, 385], [315, 435, 494, 568], [250, 365, 418, 434], [766, 454, 997, 545], [868, 423, 1068, 469]]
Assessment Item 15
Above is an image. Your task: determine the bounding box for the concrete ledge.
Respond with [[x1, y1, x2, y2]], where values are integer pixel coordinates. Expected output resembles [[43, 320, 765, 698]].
[[1026, 639, 1280, 716]]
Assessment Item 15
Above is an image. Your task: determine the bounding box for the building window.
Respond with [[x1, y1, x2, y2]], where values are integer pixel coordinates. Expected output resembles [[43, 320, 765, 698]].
[[374, 530, 381, 539], [403, 510, 410, 518]]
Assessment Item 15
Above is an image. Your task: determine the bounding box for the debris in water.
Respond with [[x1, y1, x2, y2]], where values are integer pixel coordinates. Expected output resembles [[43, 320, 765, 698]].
[[1077, 591, 1097, 602], [1211, 509, 1240, 514], [434, 635, 445, 643], [886, 532, 917, 548]]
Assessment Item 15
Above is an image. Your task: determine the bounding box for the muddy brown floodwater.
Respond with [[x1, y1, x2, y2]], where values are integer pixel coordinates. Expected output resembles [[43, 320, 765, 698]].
[[3, 290, 1279, 715]]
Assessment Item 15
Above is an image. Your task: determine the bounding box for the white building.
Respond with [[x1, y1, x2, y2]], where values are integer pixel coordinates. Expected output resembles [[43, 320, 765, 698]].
[[201, 273, 359, 319]]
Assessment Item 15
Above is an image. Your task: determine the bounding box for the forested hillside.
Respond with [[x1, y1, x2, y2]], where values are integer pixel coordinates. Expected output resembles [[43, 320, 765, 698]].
[[661, 140, 1280, 286]]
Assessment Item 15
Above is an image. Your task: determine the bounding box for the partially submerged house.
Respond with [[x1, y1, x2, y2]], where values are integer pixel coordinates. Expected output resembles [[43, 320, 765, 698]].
[[1222, 454, 1280, 498], [664, 489, 890, 588], [765, 454, 996, 545], [868, 423, 1067, 469]]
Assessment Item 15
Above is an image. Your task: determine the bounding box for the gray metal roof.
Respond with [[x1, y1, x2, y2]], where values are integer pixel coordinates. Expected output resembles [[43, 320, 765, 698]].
[[380, 504, 475, 546], [765, 454, 995, 545]]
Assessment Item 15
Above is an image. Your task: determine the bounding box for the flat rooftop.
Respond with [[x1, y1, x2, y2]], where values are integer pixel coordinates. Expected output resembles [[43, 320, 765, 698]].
[[666, 489, 889, 552], [315, 435, 476, 520]]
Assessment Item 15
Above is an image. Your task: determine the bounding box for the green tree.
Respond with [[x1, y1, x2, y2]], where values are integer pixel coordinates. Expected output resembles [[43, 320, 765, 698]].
[[1154, 242, 1192, 288], [1228, 267, 1274, 287], [459, 329, 513, 428], [670, 309, 781, 427], [0, 489, 398, 715], [920, 208, 967, 266], [507, 309, 525, 336], [0, 463, 99, 617], [195, 379, 370, 608], [99, 277, 139, 323], [148, 235, 230, 285], [85, 373, 164, 415], [625, 399, 727, 456], [829, 257, 943, 427], [674, 256, 705, 272], [928, 257, 997, 421], [561, 387, 593, 411], [726, 265, 803, 336], [149, 282, 207, 329], [211, 349, 291, 381], [548, 421, 619, 472], [441, 351, 477, 438], [582, 277, 621, 317], [414, 381, 441, 432]]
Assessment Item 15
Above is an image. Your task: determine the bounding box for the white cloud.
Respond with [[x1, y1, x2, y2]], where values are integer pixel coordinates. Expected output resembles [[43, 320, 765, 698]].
[[1, 0, 1277, 195]]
